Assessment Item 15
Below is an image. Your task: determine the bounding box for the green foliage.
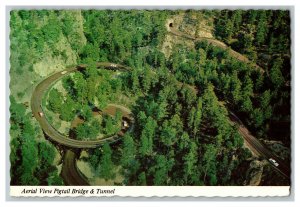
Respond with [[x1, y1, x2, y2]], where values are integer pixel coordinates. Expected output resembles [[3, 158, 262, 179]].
[[102, 115, 118, 136], [47, 170, 64, 186], [121, 134, 140, 184], [183, 141, 198, 184], [139, 116, 157, 156], [82, 10, 168, 62], [60, 96, 75, 121], [10, 10, 291, 186], [152, 155, 168, 185], [99, 143, 115, 180], [10, 97, 41, 185], [36, 141, 60, 185], [73, 72, 88, 106], [137, 171, 147, 185], [114, 109, 123, 124], [203, 144, 218, 185], [80, 43, 100, 61], [251, 108, 264, 128], [10, 96, 26, 123], [76, 118, 101, 140], [47, 88, 63, 113], [256, 11, 268, 45], [121, 134, 136, 168], [42, 15, 62, 45], [270, 58, 284, 88], [20, 126, 39, 185], [80, 105, 93, 121]]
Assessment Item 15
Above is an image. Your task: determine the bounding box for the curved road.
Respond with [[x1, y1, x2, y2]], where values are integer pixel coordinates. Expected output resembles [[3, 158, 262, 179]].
[[31, 62, 133, 149], [61, 150, 89, 186], [31, 25, 289, 185], [31, 62, 134, 185]]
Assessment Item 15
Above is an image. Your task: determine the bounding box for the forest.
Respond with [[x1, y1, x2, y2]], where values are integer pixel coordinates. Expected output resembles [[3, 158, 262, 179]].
[[10, 10, 291, 186]]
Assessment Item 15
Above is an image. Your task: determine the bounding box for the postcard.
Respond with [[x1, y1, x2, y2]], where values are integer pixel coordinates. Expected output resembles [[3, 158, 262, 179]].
[[9, 8, 291, 197]]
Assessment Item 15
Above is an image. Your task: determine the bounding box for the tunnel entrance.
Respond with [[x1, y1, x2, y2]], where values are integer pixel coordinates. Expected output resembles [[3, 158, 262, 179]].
[[169, 22, 173, 28]]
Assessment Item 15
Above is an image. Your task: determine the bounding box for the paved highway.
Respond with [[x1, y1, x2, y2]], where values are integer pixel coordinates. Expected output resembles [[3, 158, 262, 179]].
[[31, 26, 289, 185], [61, 150, 89, 186], [31, 62, 133, 149], [168, 26, 290, 179], [228, 111, 290, 179], [31, 63, 134, 185]]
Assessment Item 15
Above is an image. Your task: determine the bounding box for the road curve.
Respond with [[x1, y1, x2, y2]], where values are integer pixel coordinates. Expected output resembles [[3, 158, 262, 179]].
[[31, 62, 133, 149], [61, 150, 89, 186], [31, 25, 289, 185], [31, 62, 134, 185]]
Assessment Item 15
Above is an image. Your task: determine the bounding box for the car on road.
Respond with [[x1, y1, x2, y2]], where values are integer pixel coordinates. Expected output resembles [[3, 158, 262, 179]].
[[38, 112, 44, 117], [269, 158, 279, 167], [110, 64, 117, 68], [61, 71, 67, 75], [122, 120, 129, 129]]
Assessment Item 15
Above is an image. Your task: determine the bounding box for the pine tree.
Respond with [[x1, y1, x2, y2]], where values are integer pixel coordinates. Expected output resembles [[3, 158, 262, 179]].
[[183, 141, 198, 184], [256, 11, 268, 45], [139, 117, 157, 156], [121, 134, 136, 169], [47, 89, 63, 113], [270, 58, 284, 88], [99, 143, 115, 180], [153, 155, 168, 185], [137, 171, 147, 185]]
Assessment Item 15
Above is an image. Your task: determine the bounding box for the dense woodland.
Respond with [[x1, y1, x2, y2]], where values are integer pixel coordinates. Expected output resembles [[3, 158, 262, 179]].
[[10, 10, 291, 186]]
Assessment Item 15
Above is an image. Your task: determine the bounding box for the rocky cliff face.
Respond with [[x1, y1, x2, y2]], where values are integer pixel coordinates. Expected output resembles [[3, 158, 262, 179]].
[[244, 159, 267, 186]]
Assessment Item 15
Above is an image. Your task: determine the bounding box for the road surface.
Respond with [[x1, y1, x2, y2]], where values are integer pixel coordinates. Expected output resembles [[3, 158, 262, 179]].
[[31, 62, 133, 149], [31, 63, 134, 185], [168, 25, 290, 179], [61, 150, 89, 186], [228, 111, 290, 179], [168, 27, 264, 73], [31, 26, 289, 185]]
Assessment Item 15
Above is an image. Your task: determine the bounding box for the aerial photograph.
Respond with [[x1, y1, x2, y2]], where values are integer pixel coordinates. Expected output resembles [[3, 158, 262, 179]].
[[9, 9, 291, 186]]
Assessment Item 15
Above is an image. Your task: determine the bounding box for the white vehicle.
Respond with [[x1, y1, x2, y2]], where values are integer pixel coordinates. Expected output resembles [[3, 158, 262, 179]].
[[61, 71, 67, 75], [269, 158, 279, 167], [38, 112, 44, 117], [110, 64, 117, 68], [122, 120, 129, 128]]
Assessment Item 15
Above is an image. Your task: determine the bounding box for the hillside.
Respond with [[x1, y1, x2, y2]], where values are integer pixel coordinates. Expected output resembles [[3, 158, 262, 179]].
[[9, 10, 291, 186]]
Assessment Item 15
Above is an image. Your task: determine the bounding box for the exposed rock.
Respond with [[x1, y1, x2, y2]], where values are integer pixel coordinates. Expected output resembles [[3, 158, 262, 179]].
[[246, 159, 267, 186], [162, 12, 214, 59], [77, 160, 94, 179], [80, 150, 89, 159], [52, 146, 62, 166]]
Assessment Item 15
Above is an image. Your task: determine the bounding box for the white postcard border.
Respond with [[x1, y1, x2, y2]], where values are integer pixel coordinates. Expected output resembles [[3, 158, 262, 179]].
[[3, 2, 296, 203]]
